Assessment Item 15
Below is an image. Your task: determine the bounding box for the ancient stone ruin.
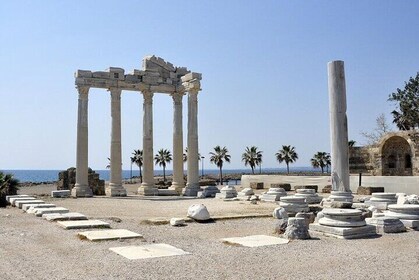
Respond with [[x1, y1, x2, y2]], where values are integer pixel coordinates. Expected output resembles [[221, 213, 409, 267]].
[[57, 168, 105, 195]]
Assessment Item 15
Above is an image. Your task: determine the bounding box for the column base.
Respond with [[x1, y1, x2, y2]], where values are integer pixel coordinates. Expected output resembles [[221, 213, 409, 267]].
[[138, 184, 158, 196], [182, 187, 202, 197], [71, 184, 93, 197], [168, 182, 184, 194], [105, 184, 127, 197]]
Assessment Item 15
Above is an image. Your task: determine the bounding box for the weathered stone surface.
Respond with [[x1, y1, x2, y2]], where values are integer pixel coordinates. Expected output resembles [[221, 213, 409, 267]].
[[274, 219, 288, 234], [407, 194, 419, 204], [273, 207, 288, 220], [15, 200, 45, 209], [270, 183, 291, 191], [294, 185, 318, 192], [187, 204, 210, 221], [261, 188, 287, 202], [215, 186, 237, 199], [322, 185, 332, 193], [197, 186, 220, 198], [249, 182, 264, 190], [10, 197, 36, 206], [24, 204, 56, 212], [296, 212, 315, 226], [365, 217, 406, 233], [237, 188, 254, 200], [170, 218, 186, 226], [57, 220, 110, 229], [284, 217, 310, 240], [109, 244, 191, 260], [57, 167, 105, 195], [367, 192, 397, 210], [33, 207, 70, 217], [6, 195, 30, 202], [43, 212, 87, 221], [328, 191, 354, 203], [79, 229, 143, 241], [385, 204, 419, 220], [399, 219, 419, 229], [51, 190, 71, 198], [357, 186, 385, 195], [279, 196, 309, 214], [309, 223, 377, 239], [319, 209, 366, 227], [222, 235, 289, 247], [295, 189, 322, 204]]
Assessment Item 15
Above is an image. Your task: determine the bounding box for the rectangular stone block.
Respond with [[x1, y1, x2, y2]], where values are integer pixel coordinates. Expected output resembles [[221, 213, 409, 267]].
[[15, 200, 45, 209], [57, 220, 110, 229], [270, 183, 291, 191], [400, 219, 419, 229], [75, 70, 92, 78], [294, 185, 318, 192], [6, 195, 30, 202], [181, 72, 202, 82], [92, 71, 110, 79], [24, 204, 56, 212], [109, 244, 190, 260], [43, 212, 87, 221], [221, 235, 289, 247], [33, 207, 69, 217], [10, 197, 36, 206], [51, 190, 70, 198], [357, 186, 385, 195], [78, 229, 143, 241], [250, 182, 264, 189], [309, 223, 377, 239]]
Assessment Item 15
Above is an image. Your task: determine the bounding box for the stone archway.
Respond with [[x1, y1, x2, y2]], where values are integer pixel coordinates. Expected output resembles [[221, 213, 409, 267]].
[[380, 136, 413, 176]]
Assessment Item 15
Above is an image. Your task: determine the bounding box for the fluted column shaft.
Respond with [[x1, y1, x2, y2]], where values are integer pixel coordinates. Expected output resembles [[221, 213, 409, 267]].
[[170, 92, 184, 192], [72, 86, 93, 197], [106, 89, 127, 196], [184, 90, 200, 195], [138, 91, 157, 195]]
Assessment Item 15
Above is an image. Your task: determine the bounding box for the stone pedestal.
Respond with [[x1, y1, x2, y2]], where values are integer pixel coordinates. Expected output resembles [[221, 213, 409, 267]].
[[215, 186, 237, 199], [384, 204, 419, 229], [197, 186, 220, 198], [367, 192, 397, 210], [237, 188, 254, 200], [295, 189, 322, 204], [365, 217, 406, 233], [279, 196, 309, 214], [309, 209, 377, 239], [261, 188, 287, 202], [328, 191, 353, 202]]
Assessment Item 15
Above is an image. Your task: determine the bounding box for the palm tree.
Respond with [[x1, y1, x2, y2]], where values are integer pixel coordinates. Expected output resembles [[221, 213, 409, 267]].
[[311, 152, 329, 173], [154, 149, 172, 182], [241, 146, 263, 174], [209, 146, 231, 185], [325, 153, 331, 173], [183, 147, 201, 163], [275, 145, 298, 174], [131, 149, 143, 183], [0, 171, 19, 207], [348, 140, 356, 147]]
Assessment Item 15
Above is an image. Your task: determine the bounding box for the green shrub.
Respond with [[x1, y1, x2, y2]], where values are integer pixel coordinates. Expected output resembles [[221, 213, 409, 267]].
[[0, 171, 19, 207]]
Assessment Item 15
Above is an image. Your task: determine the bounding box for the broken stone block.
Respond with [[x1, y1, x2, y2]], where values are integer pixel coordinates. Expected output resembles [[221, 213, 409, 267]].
[[284, 217, 310, 240], [249, 182, 264, 190], [187, 204, 210, 221], [170, 218, 186, 227], [273, 207, 288, 220]]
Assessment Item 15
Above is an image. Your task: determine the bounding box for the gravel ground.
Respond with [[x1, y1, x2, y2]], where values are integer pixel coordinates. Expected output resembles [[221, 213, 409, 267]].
[[1, 185, 418, 280]]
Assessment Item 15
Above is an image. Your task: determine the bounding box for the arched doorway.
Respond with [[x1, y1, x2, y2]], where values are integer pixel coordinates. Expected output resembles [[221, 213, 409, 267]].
[[381, 136, 413, 176]]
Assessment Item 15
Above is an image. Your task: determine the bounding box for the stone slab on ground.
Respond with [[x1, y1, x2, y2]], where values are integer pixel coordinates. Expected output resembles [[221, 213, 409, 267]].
[[157, 189, 180, 196], [51, 190, 71, 198], [33, 207, 69, 217], [78, 229, 143, 241], [10, 197, 36, 206], [57, 220, 110, 229], [221, 235, 289, 247], [15, 200, 45, 209], [109, 244, 190, 260], [43, 212, 87, 221], [309, 223, 377, 239], [400, 219, 419, 229], [6, 195, 31, 202], [24, 204, 56, 212], [365, 217, 406, 233]]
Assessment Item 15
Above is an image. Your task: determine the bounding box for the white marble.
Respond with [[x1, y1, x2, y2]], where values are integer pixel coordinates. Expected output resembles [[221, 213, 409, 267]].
[[295, 189, 322, 204], [215, 186, 238, 199], [51, 190, 70, 198], [24, 204, 56, 212], [9, 197, 36, 206], [15, 200, 45, 209], [33, 207, 70, 217], [43, 212, 87, 221], [187, 204, 210, 221], [109, 244, 190, 260], [169, 92, 185, 193], [78, 229, 143, 241], [170, 218, 186, 226], [273, 207, 288, 220], [284, 217, 310, 240], [221, 235, 289, 247], [279, 196, 309, 214], [365, 217, 406, 233], [6, 195, 30, 202], [57, 220, 110, 229], [261, 188, 287, 202]]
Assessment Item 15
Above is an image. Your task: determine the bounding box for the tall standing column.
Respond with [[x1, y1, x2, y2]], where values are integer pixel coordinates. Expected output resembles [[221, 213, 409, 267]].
[[184, 89, 200, 196], [169, 92, 185, 193], [72, 86, 93, 197], [328, 60, 353, 202], [138, 90, 158, 195], [106, 88, 127, 197]]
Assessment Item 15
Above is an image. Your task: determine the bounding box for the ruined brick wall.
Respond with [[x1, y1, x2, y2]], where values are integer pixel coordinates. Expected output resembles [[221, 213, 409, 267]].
[[57, 167, 105, 195]]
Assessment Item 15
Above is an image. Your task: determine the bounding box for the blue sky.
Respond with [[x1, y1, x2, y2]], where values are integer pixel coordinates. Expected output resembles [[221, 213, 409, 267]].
[[1, 1, 418, 170]]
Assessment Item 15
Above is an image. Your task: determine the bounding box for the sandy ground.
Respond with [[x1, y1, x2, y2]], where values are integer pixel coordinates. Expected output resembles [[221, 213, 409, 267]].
[[1, 184, 418, 280]]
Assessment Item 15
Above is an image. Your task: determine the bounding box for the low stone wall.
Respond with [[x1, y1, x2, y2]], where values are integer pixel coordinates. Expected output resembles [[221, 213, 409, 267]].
[[241, 175, 419, 194]]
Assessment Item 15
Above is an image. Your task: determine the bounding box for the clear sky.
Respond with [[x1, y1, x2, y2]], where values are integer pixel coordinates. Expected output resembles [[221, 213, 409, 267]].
[[1, 1, 418, 171]]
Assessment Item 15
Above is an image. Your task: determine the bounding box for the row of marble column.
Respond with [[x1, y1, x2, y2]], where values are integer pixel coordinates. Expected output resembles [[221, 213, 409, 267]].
[[71, 86, 201, 197]]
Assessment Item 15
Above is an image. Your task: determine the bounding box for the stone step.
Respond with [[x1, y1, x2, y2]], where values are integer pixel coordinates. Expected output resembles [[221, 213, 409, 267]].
[[15, 200, 45, 209], [6, 195, 31, 202], [57, 220, 110, 229], [9, 197, 36, 206], [43, 212, 87, 221], [33, 207, 70, 217], [51, 190, 71, 198], [78, 229, 143, 241], [24, 204, 56, 212]]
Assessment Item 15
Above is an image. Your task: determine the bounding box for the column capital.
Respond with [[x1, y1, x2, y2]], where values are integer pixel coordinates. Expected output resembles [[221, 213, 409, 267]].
[[142, 91, 154, 104], [171, 92, 184, 105], [77, 86, 89, 97]]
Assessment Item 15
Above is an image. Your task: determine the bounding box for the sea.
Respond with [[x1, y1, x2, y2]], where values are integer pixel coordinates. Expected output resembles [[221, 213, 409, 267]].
[[2, 167, 318, 183]]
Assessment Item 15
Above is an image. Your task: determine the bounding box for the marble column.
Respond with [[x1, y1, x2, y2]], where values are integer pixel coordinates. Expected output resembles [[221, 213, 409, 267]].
[[106, 88, 127, 197], [72, 86, 93, 197], [169, 92, 185, 193], [138, 91, 158, 195], [328, 60, 353, 201], [184, 89, 200, 196]]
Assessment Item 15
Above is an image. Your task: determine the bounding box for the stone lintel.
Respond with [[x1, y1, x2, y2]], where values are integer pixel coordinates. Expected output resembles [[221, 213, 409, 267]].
[[181, 72, 202, 82]]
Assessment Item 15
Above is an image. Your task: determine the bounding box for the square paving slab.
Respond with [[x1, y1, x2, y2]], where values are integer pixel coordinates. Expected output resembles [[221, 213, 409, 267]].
[[10, 197, 36, 206], [57, 220, 110, 229], [34, 207, 69, 217], [109, 244, 190, 260], [15, 200, 45, 209], [78, 229, 143, 241], [6, 195, 31, 202], [221, 235, 289, 247], [43, 212, 87, 221]]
